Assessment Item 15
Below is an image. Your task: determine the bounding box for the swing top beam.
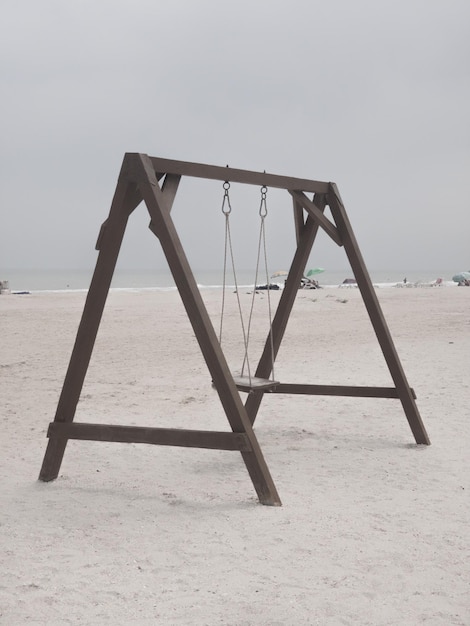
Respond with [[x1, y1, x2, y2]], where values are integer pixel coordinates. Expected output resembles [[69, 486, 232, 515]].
[[126, 154, 331, 195]]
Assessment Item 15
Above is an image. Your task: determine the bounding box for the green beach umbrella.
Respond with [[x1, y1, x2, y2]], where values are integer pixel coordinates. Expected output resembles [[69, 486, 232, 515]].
[[306, 268, 325, 277]]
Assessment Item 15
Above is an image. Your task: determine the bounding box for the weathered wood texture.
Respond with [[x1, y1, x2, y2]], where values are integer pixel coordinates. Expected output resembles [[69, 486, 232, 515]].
[[271, 384, 416, 399], [39, 175, 144, 482], [327, 183, 429, 445], [48, 423, 252, 451], [132, 154, 281, 505], [145, 155, 330, 193]]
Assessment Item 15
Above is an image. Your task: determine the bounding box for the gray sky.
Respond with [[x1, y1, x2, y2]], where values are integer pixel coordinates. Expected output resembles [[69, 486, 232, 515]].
[[1, 0, 469, 274]]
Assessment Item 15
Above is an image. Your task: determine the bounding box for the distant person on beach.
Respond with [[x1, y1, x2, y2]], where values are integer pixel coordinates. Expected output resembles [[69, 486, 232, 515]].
[[403, 277, 407, 284]]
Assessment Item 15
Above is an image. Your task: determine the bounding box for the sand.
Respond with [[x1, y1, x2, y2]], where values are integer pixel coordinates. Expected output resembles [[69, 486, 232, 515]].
[[1, 285, 469, 625]]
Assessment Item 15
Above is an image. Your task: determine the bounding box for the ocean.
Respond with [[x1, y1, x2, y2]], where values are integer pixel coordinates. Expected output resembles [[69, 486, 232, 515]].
[[0, 267, 459, 293]]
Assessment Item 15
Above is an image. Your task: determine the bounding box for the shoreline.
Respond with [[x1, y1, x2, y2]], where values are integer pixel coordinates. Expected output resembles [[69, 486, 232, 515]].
[[0, 267, 461, 294], [0, 279, 460, 296]]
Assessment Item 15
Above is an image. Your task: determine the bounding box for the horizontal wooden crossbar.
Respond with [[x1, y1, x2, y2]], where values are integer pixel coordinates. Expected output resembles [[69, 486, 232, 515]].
[[137, 155, 330, 194], [47, 422, 252, 451], [271, 383, 416, 399]]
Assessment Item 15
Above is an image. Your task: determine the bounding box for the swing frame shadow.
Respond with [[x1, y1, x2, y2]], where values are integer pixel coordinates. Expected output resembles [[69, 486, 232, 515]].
[[38, 153, 430, 506]]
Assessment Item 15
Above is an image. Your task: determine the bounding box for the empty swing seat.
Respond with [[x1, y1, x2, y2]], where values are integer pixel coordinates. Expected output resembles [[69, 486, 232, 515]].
[[233, 375, 280, 393]]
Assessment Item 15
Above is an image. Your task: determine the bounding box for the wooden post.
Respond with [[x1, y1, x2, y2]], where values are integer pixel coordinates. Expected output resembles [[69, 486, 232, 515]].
[[327, 183, 430, 445], [39, 177, 143, 481], [131, 154, 281, 505]]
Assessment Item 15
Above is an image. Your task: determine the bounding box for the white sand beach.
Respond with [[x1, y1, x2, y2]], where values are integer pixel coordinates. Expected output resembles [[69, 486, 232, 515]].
[[1, 285, 469, 625]]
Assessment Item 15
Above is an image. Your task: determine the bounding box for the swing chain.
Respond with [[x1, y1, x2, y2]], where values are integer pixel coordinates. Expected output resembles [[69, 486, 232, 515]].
[[241, 184, 276, 385], [219, 181, 276, 390], [219, 181, 251, 382]]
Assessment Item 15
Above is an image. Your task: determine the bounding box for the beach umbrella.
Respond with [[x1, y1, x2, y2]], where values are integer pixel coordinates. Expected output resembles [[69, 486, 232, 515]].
[[452, 271, 470, 283], [271, 270, 289, 278], [306, 268, 325, 277]]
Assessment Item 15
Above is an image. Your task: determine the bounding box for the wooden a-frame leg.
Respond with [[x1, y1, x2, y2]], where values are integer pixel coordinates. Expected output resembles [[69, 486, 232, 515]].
[[39, 175, 143, 481], [131, 154, 281, 505], [245, 195, 327, 425], [328, 183, 430, 445]]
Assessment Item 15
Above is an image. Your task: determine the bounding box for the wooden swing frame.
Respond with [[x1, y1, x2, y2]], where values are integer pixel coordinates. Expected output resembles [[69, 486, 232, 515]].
[[38, 153, 430, 506]]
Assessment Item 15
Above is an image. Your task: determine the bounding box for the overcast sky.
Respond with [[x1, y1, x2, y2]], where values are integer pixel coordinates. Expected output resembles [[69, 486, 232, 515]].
[[1, 0, 469, 274]]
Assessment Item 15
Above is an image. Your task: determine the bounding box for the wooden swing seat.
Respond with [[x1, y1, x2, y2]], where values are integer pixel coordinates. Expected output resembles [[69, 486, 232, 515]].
[[233, 375, 280, 393]]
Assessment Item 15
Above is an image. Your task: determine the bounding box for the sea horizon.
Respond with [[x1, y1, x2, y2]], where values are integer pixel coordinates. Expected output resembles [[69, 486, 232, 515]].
[[0, 266, 461, 293]]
